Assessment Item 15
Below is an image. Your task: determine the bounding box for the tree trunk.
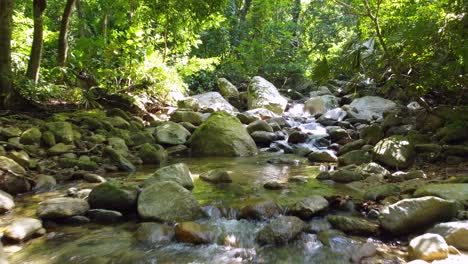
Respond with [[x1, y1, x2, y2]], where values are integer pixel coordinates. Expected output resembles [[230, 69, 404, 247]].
[[57, 0, 76, 68], [76, 0, 85, 37], [26, 0, 47, 83], [239, 0, 252, 22], [0, 0, 14, 108], [102, 14, 108, 44]]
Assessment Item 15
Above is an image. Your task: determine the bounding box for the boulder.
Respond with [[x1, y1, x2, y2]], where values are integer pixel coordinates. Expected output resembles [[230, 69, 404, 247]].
[[0, 156, 26, 176], [42, 131, 56, 147], [192, 92, 238, 113], [338, 139, 366, 155], [288, 195, 329, 220], [199, 169, 232, 183], [88, 182, 138, 213], [408, 233, 449, 261], [355, 162, 390, 178], [304, 95, 339, 115], [217, 78, 239, 98], [338, 150, 371, 166], [330, 166, 362, 183], [0, 190, 14, 213], [247, 76, 288, 114], [137, 181, 203, 222], [373, 135, 415, 169], [256, 216, 305, 245], [0, 127, 22, 138], [348, 96, 397, 120], [380, 196, 458, 235], [36, 197, 90, 219], [103, 147, 135, 172], [143, 163, 193, 190], [107, 137, 128, 156], [137, 143, 167, 164], [250, 131, 276, 145], [360, 124, 384, 145], [170, 110, 203, 126], [327, 215, 380, 236], [287, 131, 309, 144], [308, 151, 337, 163], [136, 222, 174, 244], [239, 200, 281, 220], [364, 184, 400, 201], [414, 183, 468, 202], [327, 126, 349, 143], [189, 111, 257, 156], [3, 218, 43, 241], [130, 131, 155, 146], [177, 97, 201, 111], [428, 221, 468, 251], [175, 221, 213, 244], [154, 121, 191, 146], [19, 127, 42, 145], [58, 158, 98, 171], [246, 120, 273, 134], [45, 121, 74, 144]]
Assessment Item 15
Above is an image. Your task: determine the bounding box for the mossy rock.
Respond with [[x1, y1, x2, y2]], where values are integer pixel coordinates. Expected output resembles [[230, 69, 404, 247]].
[[188, 111, 257, 157], [88, 182, 138, 213], [42, 131, 56, 147], [137, 143, 167, 164], [19, 127, 42, 145], [58, 158, 98, 171], [45, 122, 74, 144]]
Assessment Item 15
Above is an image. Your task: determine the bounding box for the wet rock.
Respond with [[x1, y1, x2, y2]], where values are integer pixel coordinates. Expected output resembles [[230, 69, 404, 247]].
[[189, 111, 257, 157], [45, 121, 74, 144], [33, 175, 57, 192], [320, 108, 347, 121], [66, 187, 91, 199], [239, 200, 282, 220], [136, 222, 174, 244], [359, 124, 384, 145], [166, 145, 189, 156], [248, 76, 288, 114], [413, 183, 468, 203], [88, 182, 138, 213], [37, 198, 90, 219], [236, 112, 259, 124], [63, 215, 90, 225], [6, 151, 30, 169], [0, 174, 31, 195], [428, 221, 468, 251], [137, 143, 167, 164], [330, 166, 362, 183], [83, 173, 106, 183], [246, 120, 273, 134], [3, 218, 43, 241], [380, 196, 458, 235], [351, 241, 378, 263], [364, 184, 400, 201], [263, 180, 287, 190], [217, 78, 239, 98], [256, 216, 305, 245], [87, 209, 123, 224], [327, 126, 349, 142], [154, 121, 191, 145], [143, 163, 193, 190], [348, 96, 397, 120], [304, 95, 339, 115], [19, 127, 42, 145], [373, 135, 415, 169], [193, 92, 238, 113], [138, 181, 203, 222], [0, 190, 14, 213], [408, 233, 449, 261], [0, 156, 26, 176], [175, 221, 213, 244], [389, 170, 426, 182], [200, 169, 232, 183], [327, 215, 379, 236], [170, 110, 204, 126], [287, 131, 309, 144], [251, 131, 276, 145], [308, 150, 337, 163], [338, 139, 366, 155], [338, 150, 371, 166], [103, 146, 135, 172], [289, 176, 308, 183], [288, 195, 329, 220]]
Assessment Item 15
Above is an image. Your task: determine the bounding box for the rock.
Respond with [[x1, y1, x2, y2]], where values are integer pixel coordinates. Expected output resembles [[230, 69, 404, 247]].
[[304, 95, 339, 115], [19, 127, 42, 145], [0, 174, 31, 195], [428, 221, 468, 251], [3, 218, 43, 241], [199, 169, 232, 183], [48, 143, 75, 155], [408, 233, 449, 261], [250, 131, 276, 145], [256, 216, 305, 245], [348, 96, 397, 120], [45, 121, 74, 144], [189, 111, 257, 156], [106, 116, 130, 129], [170, 110, 204, 126], [42, 131, 56, 147], [414, 183, 468, 202], [239, 200, 281, 220], [247, 76, 288, 114], [36, 197, 90, 219], [0, 156, 26, 176], [327, 215, 379, 236], [166, 145, 189, 156], [87, 209, 123, 224], [137, 143, 167, 164], [136, 222, 174, 244], [380, 196, 458, 235], [355, 162, 390, 178], [338, 139, 366, 155], [327, 126, 349, 143], [180, 122, 197, 133], [287, 131, 309, 144], [103, 147, 135, 172], [364, 184, 400, 201], [175, 222, 213, 244], [360, 124, 384, 145], [263, 180, 287, 190], [351, 241, 378, 263], [193, 92, 238, 112], [107, 137, 128, 156], [236, 112, 259, 124], [58, 158, 98, 171], [373, 135, 415, 169], [320, 108, 347, 121], [246, 120, 273, 134], [83, 173, 106, 183], [137, 181, 203, 222], [288, 195, 329, 220], [0, 127, 22, 138], [154, 121, 191, 146], [435, 126, 468, 144], [308, 151, 337, 163], [330, 166, 362, 183], [130, 131, 155, 146], [6, 151, 30, 168], [88, 182, 138, 213], [338, 150, 371, 166], [217, 78, 239, 98], [0, 190, 14, 213], [143, 163, 194, 190], [33, 175, 57, 192]]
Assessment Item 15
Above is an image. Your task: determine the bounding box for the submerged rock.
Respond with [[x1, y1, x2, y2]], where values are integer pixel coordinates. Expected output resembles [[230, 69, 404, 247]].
[[408, 233, 449, 261], [87, 209, 123, 224], [189, 111, 257, 157], [136, 222, 174, 245], [137, 181, 203, 222], [36, 198, 89, 219], [143, 163, 193, 190], [380, 196, 458, 235], [248, 76, 288, 114], [175, 221, 213, 244], [256, 216, 305, 245]]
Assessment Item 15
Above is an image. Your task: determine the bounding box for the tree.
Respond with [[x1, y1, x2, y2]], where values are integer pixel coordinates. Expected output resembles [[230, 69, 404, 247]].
[[57, 0, 77, 69], [26, 0, 47, 83], [0, 0, 14, 108]]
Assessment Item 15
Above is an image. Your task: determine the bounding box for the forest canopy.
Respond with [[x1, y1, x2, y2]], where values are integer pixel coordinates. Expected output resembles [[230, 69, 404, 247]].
[[0, 0, 466, 109]]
